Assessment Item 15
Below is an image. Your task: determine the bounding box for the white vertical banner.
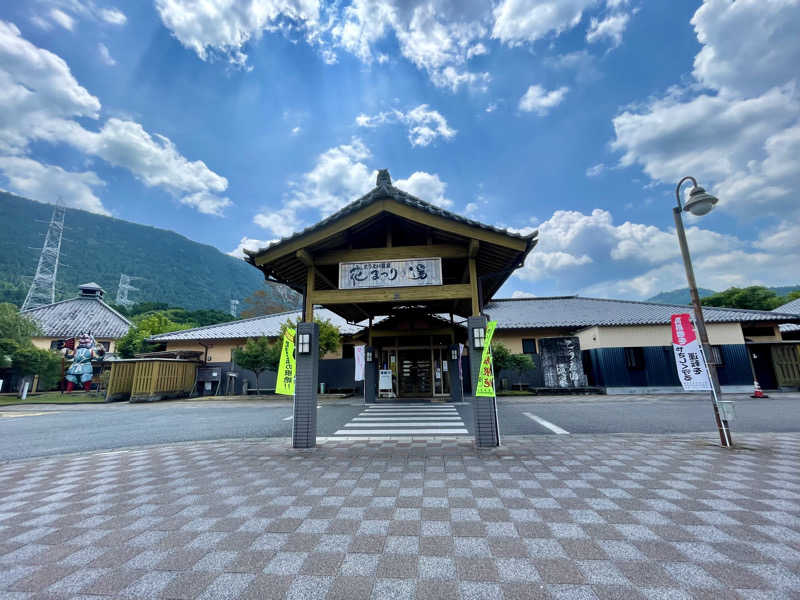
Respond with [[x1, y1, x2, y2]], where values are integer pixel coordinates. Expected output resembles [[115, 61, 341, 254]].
[[354, 345, 365, 382], [671, 314, 712, 391]]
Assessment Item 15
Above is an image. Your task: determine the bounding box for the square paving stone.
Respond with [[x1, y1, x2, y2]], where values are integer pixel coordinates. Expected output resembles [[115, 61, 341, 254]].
[[238, 574, 293, 600], [416, 578, 459, 600], [534, 559, 587, 584], [326, 575, 375, 600], [349, 535, 386, 554], [284, 574, 333, 600], [340, 553, 380, 576], [159, 571, 217, 599], [591, 584, 646, 600], [419, 535, 453, 556], [418, 556, 456, 579], [496, 557, 541, 582], [370, 578, 416, 600], [455, 557, 499, 582], [195, 572, 255, 600], [299, 552, 344, 575], [460, 581, 503, 600], [501, 582, 553, 600], [375, 554, 418, 578]]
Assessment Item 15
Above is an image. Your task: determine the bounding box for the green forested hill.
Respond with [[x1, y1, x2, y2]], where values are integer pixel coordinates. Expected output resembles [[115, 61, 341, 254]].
[[0, 192, 299, 312]]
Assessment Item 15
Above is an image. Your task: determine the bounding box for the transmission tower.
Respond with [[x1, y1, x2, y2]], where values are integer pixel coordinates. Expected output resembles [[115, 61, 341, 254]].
[[230, 298, 240, 317], [22, 204, 66, 310], [115, 274, 140, 308]]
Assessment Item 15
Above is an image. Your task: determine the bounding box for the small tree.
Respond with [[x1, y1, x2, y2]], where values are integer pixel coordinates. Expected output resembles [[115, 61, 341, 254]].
[[508, 353, 536, 389], [12, 347, 63, 390], [0, 303, 41, 366], [490, 342, 513, 381], [117, 312, 190, 358], [232, 337, 275, 392]]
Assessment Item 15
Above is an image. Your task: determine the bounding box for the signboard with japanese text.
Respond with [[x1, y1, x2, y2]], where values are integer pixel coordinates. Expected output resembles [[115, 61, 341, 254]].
[[671, 314, 711, 391], [475, 321, 498, 397], [354, 345, 365, 381], [275, 328, 296, 395], [339, 258, 442, 289], [379, 370, 393, 393]]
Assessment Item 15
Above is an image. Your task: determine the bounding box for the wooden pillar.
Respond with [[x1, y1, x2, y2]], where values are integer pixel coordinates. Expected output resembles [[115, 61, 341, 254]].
[[304, 266, 314, 323], [469, 257, 480, 316]]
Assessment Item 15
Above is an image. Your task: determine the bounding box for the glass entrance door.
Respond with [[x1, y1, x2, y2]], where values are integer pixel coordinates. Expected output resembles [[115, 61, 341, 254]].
[[432, 347, 450, 396], [398, 349, 432, 397]]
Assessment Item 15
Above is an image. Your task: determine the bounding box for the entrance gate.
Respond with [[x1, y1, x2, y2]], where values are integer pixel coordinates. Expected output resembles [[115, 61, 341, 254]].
[[245, 169, 538, 447]]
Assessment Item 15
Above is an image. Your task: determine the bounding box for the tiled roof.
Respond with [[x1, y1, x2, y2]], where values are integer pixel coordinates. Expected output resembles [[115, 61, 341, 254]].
[[148, 308, 361, 342], [485, 296, 800, 329], [775, 298, 800, 333], [244, 170, 536, 261], [22, 296, 132, 338]]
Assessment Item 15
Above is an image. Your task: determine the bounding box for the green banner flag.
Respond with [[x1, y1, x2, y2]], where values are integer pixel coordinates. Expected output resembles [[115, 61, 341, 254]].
[[275, 328, 296, 396], [475, 321, 497, 398]]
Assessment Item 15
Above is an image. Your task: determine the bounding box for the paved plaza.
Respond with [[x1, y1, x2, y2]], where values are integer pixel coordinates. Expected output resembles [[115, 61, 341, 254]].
[[1, 433, 800, 599]]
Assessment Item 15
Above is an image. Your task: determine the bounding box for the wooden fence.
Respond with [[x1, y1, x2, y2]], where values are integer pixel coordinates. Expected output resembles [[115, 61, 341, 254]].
[[106, 359, 197, 402]]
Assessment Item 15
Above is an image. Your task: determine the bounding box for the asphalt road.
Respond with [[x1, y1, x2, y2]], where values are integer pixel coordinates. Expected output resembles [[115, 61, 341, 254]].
[[1, 394, 799, 461]]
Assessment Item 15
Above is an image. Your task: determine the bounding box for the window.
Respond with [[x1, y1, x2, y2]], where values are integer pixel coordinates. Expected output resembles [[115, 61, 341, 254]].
[[708, 345, 724, 366], [297, 333, 311, 354], [521, 338, 537, 354], [624, 347, 645, 370], [472, 327, 485, 348]]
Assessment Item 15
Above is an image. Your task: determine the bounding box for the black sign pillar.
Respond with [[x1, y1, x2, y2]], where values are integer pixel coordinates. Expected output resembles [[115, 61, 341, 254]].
[[364, 346, 377, 403], [467, 316, 499, 447], [292, 322, 318, 449]]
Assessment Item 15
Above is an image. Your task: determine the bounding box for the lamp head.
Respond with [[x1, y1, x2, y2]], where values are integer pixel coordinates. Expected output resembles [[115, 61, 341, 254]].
[[684, 185, 718, 216]]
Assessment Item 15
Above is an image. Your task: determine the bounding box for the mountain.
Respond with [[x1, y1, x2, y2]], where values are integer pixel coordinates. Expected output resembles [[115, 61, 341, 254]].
[[647, 286, 800, 305], [0, 192, 299, 312], [646, 288, 717, 305]]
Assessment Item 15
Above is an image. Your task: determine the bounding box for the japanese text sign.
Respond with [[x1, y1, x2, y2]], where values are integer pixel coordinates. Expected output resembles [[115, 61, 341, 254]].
[[475, 321, 498, 398], [275, 328, 296, 396], [671, 314, 711, 391]]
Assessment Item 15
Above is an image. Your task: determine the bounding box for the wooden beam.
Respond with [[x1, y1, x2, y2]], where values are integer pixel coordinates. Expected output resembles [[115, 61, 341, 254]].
[[468, 257, 480, 316], [370, 328, 454, 338], [296, 249, 314, 267], [254, 200, 386, 266], [311, 284, 472, 305], [384, 199, 528, 251], [304, 267, 314, 323], [314, 244, 468, 265], [468, 239, 480, 258]]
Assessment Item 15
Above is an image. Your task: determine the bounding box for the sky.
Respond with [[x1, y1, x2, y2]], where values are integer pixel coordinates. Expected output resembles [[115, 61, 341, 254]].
[[0, 0, 798, 301]]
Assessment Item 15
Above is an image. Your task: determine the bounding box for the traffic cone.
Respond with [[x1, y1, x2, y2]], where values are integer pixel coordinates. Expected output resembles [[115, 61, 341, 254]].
[[750, 380, 768, 398]]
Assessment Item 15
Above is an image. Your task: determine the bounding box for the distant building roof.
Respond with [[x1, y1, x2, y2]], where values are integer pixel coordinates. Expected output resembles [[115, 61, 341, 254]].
[[485, 296, 800, 329], [774, 297, 800, 333], [147, 308, 361, 342], [22, 288, 132, 339]]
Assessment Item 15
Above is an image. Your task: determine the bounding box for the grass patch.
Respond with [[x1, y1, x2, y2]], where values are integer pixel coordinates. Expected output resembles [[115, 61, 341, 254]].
[[0, 392, 107, 406]]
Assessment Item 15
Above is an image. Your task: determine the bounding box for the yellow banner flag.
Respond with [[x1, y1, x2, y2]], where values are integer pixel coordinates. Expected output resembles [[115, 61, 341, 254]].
[[475, 321, 497, 397], [275, 328, 296, 396]]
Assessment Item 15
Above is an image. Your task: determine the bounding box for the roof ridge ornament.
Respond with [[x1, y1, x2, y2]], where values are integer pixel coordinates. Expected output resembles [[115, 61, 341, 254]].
[[376, 169, 391, 188]]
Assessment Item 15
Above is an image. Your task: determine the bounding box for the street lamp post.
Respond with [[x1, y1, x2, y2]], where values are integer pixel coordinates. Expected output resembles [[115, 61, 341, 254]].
[[673, 176, 733, 447]]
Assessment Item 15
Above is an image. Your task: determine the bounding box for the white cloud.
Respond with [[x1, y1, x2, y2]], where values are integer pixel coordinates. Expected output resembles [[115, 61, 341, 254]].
[[519, 85, 569, 115], [512, 290, 536, 298], [49, 8, 75, 30], [511, 207, 743, 296], [610, 0, 800, 219], [33, 2, 127, 29], [155, 0, 321, 68], [0, 20, 229, 215], [253, 138, 452, 237], [356, 104, 456, 147], [97, 42, 115, 66], [98, 7, 127, 25], [585, 163, 605, 177], [0, 156, 107, 214], [586, 12, 628, 47], [544, 49, 602, 84], [394, 171, 452, 208], [492, 0, 597, 45], [228, 236, 278, 258]]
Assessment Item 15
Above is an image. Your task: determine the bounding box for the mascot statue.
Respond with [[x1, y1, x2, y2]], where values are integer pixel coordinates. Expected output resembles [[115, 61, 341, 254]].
[[65, 333, 105, 392]]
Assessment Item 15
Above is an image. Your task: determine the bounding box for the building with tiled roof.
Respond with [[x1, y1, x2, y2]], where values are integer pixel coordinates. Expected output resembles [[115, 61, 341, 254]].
[[22, 283, 132, 353], [774, 297, 800, 338]]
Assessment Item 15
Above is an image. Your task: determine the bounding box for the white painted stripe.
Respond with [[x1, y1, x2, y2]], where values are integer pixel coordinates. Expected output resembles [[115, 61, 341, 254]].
[[282, 415, 293, 421], [343, 422, 466, 428], [334, 429, 468, 435], [354, 417, 462, 421], [363, 411, 457, 415], [366, 407, 456, 411], [523, 412, 569, 435]]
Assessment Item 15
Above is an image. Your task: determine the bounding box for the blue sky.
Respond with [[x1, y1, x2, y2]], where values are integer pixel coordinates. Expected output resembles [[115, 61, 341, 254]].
[[1, 0, 798, 301]]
